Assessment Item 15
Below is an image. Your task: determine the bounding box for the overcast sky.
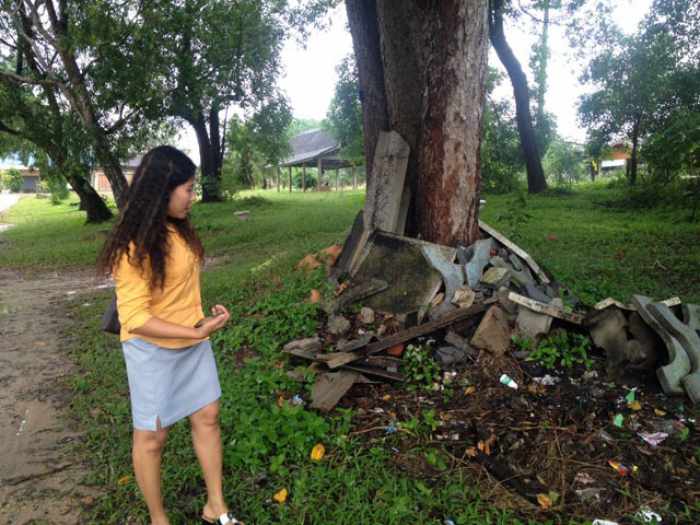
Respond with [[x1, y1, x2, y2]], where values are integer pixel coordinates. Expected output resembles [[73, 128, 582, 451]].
[[177, 0, 652, 162]]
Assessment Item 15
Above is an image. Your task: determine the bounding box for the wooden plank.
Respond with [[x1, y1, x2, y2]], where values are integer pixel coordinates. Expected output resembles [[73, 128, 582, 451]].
[[478, 220, 550, 284], [340, 363, 404, 382], [317, 352, 363, 369], [359, 300, 493, 356], [311, 372, 361, 412], [507, 292, 583, 325]]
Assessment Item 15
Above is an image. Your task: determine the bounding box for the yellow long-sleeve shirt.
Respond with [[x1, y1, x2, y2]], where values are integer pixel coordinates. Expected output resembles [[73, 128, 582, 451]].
[[114, 227, 205, 349]]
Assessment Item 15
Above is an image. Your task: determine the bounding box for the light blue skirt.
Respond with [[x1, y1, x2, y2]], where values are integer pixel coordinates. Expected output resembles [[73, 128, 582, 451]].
[[121, 338, 221, 431]]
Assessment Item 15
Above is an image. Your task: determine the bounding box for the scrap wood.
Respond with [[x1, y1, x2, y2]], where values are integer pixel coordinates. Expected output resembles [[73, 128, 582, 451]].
[[340, 363, 404, 382], [316, 351, 362, 369], [311, 371, 362, 412], [359, 300, 495, 357], [594, 296, 682, 312], [478, 220, 550, 285], [507, 292, 584, 325]]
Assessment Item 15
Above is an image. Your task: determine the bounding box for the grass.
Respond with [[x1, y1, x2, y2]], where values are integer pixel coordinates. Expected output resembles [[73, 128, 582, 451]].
[[3, 184, 700, 524]]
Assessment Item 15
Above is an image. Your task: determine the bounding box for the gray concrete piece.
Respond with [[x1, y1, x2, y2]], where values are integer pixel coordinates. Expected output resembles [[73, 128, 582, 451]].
[[480, 267, 510, 288], [682, 304, 700, 332], [525, 283, 552, 304], [422, 244, 463, 319], [464, 238, 494, 288], [516, 305, 553, 339], [490, 255, 536, 288], [632, 295, 690, 396], [648, 302, 700, 404]]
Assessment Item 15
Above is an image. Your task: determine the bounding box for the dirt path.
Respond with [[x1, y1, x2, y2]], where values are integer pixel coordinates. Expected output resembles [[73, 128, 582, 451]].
[[0, 267, 110, 524]]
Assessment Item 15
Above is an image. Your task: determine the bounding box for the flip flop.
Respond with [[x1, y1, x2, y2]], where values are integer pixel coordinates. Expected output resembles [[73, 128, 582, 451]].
[[201, 511, 244, 524]]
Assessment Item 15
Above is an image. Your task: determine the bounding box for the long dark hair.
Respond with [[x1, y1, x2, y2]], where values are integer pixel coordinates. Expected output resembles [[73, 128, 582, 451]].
[[98, 145, 204, 289]]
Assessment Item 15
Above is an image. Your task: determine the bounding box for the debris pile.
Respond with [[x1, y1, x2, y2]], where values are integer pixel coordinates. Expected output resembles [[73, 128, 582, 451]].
[[279, 130, 700, 522]]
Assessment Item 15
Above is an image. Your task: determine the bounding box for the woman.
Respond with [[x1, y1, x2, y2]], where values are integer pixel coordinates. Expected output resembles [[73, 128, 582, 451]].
[[98, 146, 243, 525]]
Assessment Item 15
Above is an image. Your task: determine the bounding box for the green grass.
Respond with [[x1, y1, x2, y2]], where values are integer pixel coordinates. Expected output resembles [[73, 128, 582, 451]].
[[3, 185, 700, 523]]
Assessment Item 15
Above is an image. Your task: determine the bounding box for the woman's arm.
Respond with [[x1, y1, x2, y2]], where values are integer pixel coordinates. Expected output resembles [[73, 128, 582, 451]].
[[130, 305, 230, 340]]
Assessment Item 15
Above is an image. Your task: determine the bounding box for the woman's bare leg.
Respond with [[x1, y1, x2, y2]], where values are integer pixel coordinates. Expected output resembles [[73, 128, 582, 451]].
[[133, 424, 170, 525], [190, 401, 229, 519]]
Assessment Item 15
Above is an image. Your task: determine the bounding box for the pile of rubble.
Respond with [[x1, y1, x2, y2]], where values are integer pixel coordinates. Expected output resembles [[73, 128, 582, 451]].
[[283, 131, 698, 412]]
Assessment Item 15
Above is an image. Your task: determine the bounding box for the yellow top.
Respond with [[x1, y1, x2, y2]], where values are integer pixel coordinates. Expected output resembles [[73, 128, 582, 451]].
[[114, 228, 205, 349]]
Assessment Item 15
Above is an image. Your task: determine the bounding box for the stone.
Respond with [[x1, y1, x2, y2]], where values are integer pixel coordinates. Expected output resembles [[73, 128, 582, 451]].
[[327, 315, 351, 336], [359, 307, 375, 325], [497, 286, 518, 315], [627, 312, 661, 369], [435, 346, 468, 369], [481, 267, 510, 288], [525, 283, 552, 304], [452, 286, 476, 309], [516, 306, 553, 339], [464, 238, 495, 288], [470, 305, 512, 355], [491, 255, 535, 288]]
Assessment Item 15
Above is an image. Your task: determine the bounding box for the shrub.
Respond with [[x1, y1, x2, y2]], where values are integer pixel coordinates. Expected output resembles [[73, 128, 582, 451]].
[[2, 168, 24, 192]]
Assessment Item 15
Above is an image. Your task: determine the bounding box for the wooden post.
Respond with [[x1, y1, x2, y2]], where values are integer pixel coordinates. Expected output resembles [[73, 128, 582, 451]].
[[277, 166, 280, 192], [288, 166, 292, 192], [317, 158, 322, 191], [352, 163, 357, 190], [302, 165, 306, 192], [335, 168, 339, 191]]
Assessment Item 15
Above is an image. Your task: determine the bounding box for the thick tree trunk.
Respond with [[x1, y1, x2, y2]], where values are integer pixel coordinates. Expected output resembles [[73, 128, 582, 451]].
[[66, 169, 113, 223], [190, 114, 223, 202], [348, 0, 488, 246], [489, 0, 547, 194]]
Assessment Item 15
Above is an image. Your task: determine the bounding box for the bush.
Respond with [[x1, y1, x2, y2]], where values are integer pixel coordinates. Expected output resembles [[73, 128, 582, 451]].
[[46, 175, 69, 204], [2, 168, 24, 192]]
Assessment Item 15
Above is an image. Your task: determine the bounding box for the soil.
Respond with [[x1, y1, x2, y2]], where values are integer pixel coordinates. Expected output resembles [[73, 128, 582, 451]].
[[333, 320, 700, 524], [0, 268, 109, 524]]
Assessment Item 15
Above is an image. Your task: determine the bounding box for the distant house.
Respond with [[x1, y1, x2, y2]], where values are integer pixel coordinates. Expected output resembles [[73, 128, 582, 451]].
[[0, 156, 40, 192], [600, 143, 631, 173], [91, 155, 143, 193], [279, 129, 359, 190]]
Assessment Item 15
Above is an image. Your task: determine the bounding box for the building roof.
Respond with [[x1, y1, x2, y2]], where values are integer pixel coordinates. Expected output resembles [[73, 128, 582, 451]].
[[281, 128, 351, 168]]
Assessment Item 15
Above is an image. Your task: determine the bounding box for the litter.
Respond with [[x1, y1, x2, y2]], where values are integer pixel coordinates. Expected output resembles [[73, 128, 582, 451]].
[[499, 374, 518, 389], [639, 432, 669, 447]]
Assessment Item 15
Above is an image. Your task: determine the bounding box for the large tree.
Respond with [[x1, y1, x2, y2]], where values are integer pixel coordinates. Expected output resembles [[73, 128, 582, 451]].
[[346, 0, 489, 247]]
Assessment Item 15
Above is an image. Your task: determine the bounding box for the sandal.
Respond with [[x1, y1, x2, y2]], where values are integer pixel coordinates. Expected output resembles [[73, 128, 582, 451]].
[[201, 512, 244, 525]]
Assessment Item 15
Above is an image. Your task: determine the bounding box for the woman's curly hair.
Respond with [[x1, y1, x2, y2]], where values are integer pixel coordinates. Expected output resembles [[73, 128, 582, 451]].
[[97, 145, 204, 289]]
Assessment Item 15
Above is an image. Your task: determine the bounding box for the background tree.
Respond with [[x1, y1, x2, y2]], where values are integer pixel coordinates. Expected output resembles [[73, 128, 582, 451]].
[[346, 0, 489, 246], [488, 0, 547, 193], [543, 138, 585, 186], [325, 54, 364, 162]]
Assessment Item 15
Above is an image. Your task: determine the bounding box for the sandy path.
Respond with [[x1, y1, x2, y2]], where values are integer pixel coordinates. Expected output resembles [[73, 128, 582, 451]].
[[0, 268, 110, 524]]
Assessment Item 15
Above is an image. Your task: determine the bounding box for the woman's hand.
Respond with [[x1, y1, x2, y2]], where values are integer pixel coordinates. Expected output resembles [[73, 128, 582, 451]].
[[194, 304, 230, 338]]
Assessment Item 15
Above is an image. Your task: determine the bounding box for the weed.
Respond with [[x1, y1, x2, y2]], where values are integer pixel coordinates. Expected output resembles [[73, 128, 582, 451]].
[[528, 330, 593, 370], [401, 341, 441, 390]]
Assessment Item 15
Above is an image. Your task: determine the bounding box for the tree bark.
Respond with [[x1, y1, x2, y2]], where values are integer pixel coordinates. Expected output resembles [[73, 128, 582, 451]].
[[65, 167, 112, 223], [347, 0, 488, 246], [189, 113, 223, 201], [489, 0, 547, 194]]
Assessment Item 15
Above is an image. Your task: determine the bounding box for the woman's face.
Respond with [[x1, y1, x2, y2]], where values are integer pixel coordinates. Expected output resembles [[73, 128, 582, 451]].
[[167, 177, 195, 219]]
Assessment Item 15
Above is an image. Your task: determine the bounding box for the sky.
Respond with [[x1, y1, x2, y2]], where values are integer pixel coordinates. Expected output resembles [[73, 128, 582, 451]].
[[178, 1, 652, 162]]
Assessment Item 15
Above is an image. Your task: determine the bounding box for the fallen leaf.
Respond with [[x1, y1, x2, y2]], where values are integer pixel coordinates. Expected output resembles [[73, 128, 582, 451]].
[[654, 408, 667, 417], [296, 254, 320, 271], [320, 244, 343, 266], [628, 400, 642, 411], [273, 488, 288, 503], [537, 493, 553, 509], [117, 475, 131, 486], [309, 289, 321, 303], [310, 443, 325, 461], [477, 434, 496, 456], [382, 394, 392, 401], [546, 233, 558, 241], [465, 447, 478, 458], [464, 386, 476, 396], [386, 344, 405, 357], [334, 282, 349, 296]]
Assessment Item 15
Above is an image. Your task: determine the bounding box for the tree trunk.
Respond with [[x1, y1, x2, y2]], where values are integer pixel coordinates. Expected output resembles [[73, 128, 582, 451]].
[[190, 113, 223, 202], [489, 0, 547, 194], [66, 168, 113, 223], [627, 117, 641, 185], [347, 0, 488, 246]]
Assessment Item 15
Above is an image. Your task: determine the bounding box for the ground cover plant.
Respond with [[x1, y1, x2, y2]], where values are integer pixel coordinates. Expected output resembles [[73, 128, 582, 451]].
[[3, 184, 700, 523]]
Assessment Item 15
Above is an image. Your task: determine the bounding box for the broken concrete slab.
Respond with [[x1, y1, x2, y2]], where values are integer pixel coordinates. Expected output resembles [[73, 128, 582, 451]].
[[508, 291, 583, 325], [682, 304, 700, 335], [464, 238, 494, 288], [422, 244, 463, 319], [524, 283, 552, 304], [627, 312, 661, 370], [350, 231, 456, 315], [479, 220, 550, 285], [632, 295, 690, 396], [327, 278, 388, 314], [491, 255, 535, 288], [311, 371, 362, 412], [587, 307, 631, 380], [470, 305, 512, 355], [648, 302, 700, 404], [516, 305, 554, 340], [497, 287, 518, 315], [435, 346, 468, 369], [363, 130, 410, 235], [331, 211, 364, 280]]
